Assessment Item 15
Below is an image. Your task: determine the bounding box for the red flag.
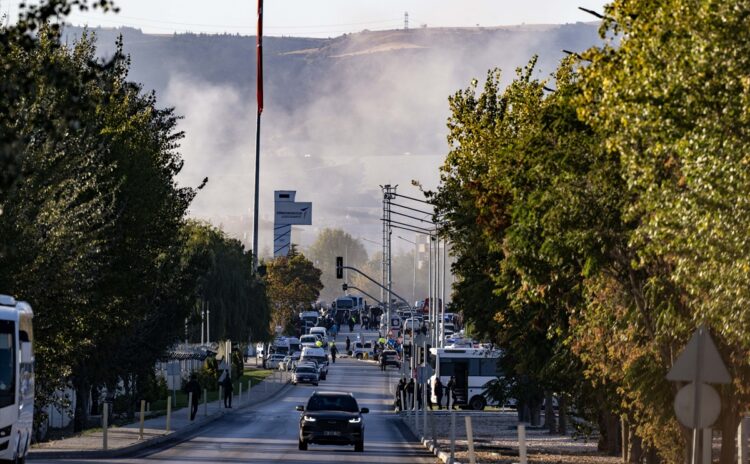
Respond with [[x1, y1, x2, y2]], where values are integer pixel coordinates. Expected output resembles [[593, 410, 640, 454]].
[[257, 0, 264, 113]]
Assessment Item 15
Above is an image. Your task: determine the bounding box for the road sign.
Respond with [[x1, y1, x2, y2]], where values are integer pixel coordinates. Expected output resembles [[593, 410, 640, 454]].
[[674, 383, 721, 429], [667, 325, 731, 384]]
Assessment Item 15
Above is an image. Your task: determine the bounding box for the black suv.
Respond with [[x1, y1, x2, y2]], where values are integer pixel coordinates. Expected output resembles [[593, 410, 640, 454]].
[[296, 391, 369, 452]]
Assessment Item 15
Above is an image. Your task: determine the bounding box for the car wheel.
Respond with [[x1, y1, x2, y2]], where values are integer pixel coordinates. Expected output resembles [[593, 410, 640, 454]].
[[313, 382, 318, 386], [354, 440, 364, 452], [356, 353, 362, 359], [298, 438, 308, 451], [469, 395, 486, 411]]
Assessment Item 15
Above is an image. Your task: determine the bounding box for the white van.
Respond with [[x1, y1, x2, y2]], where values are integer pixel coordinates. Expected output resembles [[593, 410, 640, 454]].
[[299, 346, 328, 370], [309, 327, 328, 343], [300, 334, 319, 349]]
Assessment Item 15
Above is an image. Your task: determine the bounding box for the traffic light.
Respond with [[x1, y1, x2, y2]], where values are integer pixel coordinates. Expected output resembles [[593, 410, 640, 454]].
[[336, 256, 343, 279], [342, 283, 348, 291]]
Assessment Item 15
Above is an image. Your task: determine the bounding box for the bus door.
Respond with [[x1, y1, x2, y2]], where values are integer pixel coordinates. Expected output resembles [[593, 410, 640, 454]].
[[453, 361, 469, 405]]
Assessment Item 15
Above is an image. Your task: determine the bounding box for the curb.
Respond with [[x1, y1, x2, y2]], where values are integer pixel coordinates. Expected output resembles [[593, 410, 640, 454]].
[[28, 381, 294, 460], [398, 414, 462, 464]]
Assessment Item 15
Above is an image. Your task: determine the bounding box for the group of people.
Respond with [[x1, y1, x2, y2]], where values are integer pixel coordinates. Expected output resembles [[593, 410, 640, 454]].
[[184, 368, 237, 421], [395, 375, 457, 411]]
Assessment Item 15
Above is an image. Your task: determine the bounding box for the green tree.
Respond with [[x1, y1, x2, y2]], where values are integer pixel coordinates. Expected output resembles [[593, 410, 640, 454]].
[[181, 220, 271, 345], [0, 27, 198, 431], [266, 249, 323, 334], [576, 1, 750, 461]]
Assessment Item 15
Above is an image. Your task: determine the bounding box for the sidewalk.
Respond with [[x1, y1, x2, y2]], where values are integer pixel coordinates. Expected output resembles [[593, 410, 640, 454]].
[[29, 370, 293, 460]]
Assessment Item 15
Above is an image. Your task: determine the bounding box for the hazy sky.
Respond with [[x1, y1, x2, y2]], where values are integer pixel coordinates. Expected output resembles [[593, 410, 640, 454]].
[[8, 0, 608, 37]]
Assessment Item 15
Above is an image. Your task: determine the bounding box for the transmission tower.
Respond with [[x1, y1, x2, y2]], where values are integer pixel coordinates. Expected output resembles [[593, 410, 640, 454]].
[[404, 12, 409, 30]]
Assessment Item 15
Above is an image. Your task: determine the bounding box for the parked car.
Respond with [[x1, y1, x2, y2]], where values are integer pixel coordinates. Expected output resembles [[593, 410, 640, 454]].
[[297, 391, 368, 452], [292, 365, 319, 386]]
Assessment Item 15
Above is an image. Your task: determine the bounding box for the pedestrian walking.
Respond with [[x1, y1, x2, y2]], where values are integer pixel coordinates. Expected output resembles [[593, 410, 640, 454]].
[[434, 376, 444, 410], [330, 342, 338, 363], [417, 383, 423, 410], [348, 316, 355, 332], [396, 377, 406, 411], [447, 375, 456, 410], [221, 372, 234, 408], [185, 373, 201, 420], [345, 336, 351, 353], [379, 352, 386, 371]]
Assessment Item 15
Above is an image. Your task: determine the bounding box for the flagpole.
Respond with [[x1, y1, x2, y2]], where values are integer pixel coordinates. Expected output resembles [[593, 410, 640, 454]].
[[252, 0, 264, 272]]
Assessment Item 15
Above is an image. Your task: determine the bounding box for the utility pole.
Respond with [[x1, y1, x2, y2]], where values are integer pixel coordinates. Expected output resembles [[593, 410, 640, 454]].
[[381, 185, 397, 337], [252, 0, 264, 272]]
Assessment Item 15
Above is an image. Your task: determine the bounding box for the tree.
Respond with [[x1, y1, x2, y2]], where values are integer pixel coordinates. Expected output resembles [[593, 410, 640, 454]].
[[181, 220, 271, 344], [0, 27, 198, 432], [576, 1, 750, 461], [306, 229, 367, 302], [265, 249, 323, 334]]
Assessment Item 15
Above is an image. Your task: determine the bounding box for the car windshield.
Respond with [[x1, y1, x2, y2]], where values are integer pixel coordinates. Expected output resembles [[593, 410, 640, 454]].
[[306, 394, 359, 412]]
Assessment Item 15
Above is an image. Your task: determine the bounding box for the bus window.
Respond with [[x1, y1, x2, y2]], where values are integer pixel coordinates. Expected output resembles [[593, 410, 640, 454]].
[[481, 358, 501, 376], [0, 321, 14, 407], [468, 359, 481, 376]]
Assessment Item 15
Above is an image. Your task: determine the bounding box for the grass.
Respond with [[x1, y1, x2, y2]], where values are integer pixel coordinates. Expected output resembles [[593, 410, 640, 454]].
[[149, 368, 274, 412]]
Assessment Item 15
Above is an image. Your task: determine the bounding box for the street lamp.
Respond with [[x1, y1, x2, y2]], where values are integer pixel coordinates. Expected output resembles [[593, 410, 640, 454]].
[[396, 235, 417, 306]]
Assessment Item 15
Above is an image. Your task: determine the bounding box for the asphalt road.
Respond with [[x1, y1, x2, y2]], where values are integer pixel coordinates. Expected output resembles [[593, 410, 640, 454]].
[[40, 329, 437, 464]]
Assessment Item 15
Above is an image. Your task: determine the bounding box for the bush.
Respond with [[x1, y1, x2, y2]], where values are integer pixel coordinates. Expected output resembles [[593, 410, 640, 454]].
[[140, 372, 169, 403], [197, 363, 218, 391]]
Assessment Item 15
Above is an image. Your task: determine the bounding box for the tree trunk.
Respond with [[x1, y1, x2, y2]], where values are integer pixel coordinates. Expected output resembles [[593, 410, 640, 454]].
[[545, 391, 557, 434], [89, 385, 99, 415], [558, 395, 567, 435], [74, 381, 91, 433], [531, 401, 542, 427], [629, 434, 643, 464], [645, 445, 660, 464], [622, 418, 630, 463], [605, 411, 621, 456], [719, 388, 740, 464]]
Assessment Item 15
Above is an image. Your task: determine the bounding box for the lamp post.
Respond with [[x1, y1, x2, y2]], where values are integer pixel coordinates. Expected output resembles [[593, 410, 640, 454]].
[[396, 235, 417, 306]]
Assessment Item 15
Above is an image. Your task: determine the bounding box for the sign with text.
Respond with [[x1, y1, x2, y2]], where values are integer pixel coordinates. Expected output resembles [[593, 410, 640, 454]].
[[274, 201, 312, 225]]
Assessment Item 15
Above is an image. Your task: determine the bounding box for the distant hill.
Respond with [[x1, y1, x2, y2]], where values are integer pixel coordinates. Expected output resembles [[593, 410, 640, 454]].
[[61, 24, 603, 255]]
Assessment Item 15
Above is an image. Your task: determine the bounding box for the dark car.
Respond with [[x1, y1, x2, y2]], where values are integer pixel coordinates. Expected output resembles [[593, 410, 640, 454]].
[[380, 349, 401, 368], [293, 365, 320, 386], [297, 391, 369, 452]]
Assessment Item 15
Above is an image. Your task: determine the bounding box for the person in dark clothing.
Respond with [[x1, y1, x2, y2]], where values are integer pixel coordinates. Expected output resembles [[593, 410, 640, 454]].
[[330, 342, 338, 363], [406, 378, 415, 409], [379, 352, 387, 371], [348, 317, 355, 332], [416, 383, 423, 410], [434, 377, 444, 410], [345, 336, 351, 353], [185, 373, 201, 420], [446, 376, 456, 410], [221, 373, 233, 408], [396, 377, 406, 411]]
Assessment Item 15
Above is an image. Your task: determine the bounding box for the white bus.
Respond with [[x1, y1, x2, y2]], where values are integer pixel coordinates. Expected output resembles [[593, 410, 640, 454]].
[[0, 295, 34, 463], [429, 347, 501, 410]]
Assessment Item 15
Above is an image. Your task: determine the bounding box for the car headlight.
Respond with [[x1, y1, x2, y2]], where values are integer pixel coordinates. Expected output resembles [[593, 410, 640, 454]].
[[348, 417, 361, 424], [303, 416, 316, 422]]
